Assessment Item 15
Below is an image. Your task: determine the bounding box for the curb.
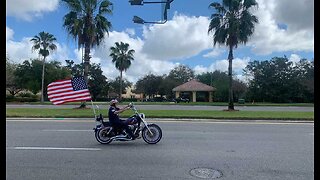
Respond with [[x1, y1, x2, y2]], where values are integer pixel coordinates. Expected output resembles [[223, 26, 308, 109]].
[[6, 117, 314, 123]]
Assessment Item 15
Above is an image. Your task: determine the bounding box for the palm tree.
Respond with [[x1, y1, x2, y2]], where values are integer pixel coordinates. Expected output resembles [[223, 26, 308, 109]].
[[62, 0, 113, 83], [30, 31, 57, 103], [208, 0, 258, 110], [109, 42, 135, 100]]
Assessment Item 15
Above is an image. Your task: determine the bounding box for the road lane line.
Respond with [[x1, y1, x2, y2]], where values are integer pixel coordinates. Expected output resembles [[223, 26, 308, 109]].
[[42, 129, 92, 132], [154, 120, 314, 125], [6, 119, 93, 122], [8, 147, 101, 151]]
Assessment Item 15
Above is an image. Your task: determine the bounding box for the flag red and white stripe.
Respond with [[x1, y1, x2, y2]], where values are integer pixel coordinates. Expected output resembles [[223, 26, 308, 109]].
[[47, 77, 91, 105]]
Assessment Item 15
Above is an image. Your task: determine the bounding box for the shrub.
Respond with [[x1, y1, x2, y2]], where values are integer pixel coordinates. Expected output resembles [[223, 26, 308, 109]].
[[17, 92, 33, 97], [6, 95, 15, 102], [121, 98, 138, 102], [95, 97, 108, 102], [15, 97, 38, 102], [6, 94, 38, 102]]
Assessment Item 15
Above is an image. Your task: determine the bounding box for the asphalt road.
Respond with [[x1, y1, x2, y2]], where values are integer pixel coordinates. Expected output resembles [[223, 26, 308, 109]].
[[6, 119, 314, 180], [6, 104, 314, 112]]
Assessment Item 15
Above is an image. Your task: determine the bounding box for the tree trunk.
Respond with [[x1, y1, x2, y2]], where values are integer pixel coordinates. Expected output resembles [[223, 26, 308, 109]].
[[41, 56, 46, 103], [227, 46, 234, 110], [79, 43, 91, 108], [84, 43, 91, 84], [119, 71, 123, 101]]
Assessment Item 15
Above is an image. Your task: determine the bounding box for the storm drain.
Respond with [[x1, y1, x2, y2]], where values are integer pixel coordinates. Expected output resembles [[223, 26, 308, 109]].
[[190, 168, 222, 179]]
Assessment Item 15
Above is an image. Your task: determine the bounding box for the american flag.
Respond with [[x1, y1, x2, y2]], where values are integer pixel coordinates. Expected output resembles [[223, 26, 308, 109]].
[[47, 76, 92, 105]]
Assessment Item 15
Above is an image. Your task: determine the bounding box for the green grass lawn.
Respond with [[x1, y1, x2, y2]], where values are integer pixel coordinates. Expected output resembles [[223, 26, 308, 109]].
[[6, 101, 314, 107], [6, 108, 314, 120]]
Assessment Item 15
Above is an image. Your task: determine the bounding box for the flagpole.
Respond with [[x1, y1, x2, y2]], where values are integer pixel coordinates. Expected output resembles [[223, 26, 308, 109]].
[[91, 100, 96, 118], [91, 100, 102, 127]]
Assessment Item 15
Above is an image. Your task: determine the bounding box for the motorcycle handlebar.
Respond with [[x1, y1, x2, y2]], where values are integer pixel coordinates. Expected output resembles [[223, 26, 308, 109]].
[[128, 102, 139, 114]]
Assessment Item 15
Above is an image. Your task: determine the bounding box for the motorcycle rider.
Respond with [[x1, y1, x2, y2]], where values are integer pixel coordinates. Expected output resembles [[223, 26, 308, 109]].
[[108, 99, 136, 140]]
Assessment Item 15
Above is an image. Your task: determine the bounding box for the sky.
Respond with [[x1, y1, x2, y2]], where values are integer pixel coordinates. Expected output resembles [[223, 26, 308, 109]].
[[6, 0, 314, 83]]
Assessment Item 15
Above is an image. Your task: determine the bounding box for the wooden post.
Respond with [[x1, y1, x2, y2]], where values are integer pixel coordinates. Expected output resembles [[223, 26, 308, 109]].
[[192, 91, 196, 102], [175, 91, 180, 98], [209, 92, 213, 102]]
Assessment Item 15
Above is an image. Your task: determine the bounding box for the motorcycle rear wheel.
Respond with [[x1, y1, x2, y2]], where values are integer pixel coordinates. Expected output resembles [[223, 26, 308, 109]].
[[95, 127, 112, 144], [142, 124, 162, 144]]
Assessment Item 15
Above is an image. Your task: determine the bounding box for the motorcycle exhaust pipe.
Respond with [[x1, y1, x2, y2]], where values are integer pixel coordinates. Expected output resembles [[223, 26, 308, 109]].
[[110, 135, 132, 141]]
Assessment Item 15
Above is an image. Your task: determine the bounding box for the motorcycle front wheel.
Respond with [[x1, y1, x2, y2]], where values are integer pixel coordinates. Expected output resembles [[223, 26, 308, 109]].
[[142, 124, 162, 144], [95, 127, 112, 144]]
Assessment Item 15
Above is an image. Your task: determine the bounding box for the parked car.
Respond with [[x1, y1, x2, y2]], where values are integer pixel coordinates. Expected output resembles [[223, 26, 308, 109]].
[[175, 97, 190, 103], [143, 97, 167, 102], [153, 97, 167, 102]]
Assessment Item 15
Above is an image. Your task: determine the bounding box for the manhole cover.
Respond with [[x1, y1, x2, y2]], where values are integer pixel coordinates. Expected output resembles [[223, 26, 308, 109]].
[[190, 168, 222, 179]]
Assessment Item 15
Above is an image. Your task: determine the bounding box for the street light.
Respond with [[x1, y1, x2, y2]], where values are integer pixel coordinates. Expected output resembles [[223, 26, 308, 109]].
[[133, 15, 167, 24], [129, 0, 143, 5], [129, 0, 171, 5], [132, 16, 144, 24], [130, 0, 174, 24]]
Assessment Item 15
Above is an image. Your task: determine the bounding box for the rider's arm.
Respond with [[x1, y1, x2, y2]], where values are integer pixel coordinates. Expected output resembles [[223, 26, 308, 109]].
[[114, 106, 130, 114]]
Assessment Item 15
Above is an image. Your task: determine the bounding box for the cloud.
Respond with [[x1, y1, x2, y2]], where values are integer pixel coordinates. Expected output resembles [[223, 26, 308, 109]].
[[193, 66, 208, 75], [5, 26, 176, 83], [193, 57, 250, 83], [51, 43, 71, 62], [203, 48, 226, 58], [85, 2, 314, 83], [124, 57, 177, 83], [272, 0, 314, 31], [6, 26, 71, 63], [70, 30, 178, 83], [6, 27, 14, 41], [289, 54, 301, 64], [6, 0, 60, 21], [101, 30, 180, 82], [193, 57, 250, 75], [247, 0, 314, 55], [138, 5, 313, 60], [125, 28, 136, 36], [141, 13, 212, 61], [6, 36, 38, 62]]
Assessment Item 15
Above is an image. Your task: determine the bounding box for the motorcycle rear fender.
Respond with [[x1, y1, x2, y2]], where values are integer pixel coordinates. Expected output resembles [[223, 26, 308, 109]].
[[93, 121, 111, 132], [102, 121, 111, 127]]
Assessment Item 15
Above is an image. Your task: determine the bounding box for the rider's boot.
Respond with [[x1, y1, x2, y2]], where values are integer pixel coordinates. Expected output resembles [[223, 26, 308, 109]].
[[134, 133, 141, 139], [127, 130, 136, 140]]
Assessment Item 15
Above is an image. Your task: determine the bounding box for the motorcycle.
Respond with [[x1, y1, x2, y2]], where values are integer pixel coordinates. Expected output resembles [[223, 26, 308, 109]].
[[93, 103, 162, 144]]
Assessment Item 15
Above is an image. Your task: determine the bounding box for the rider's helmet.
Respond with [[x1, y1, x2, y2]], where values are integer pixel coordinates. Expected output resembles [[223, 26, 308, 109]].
[[110, 99, 118, 106]]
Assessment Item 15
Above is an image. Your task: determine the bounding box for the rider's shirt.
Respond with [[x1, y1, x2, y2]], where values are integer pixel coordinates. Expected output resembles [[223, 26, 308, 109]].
[[108, 106, 120, 124]]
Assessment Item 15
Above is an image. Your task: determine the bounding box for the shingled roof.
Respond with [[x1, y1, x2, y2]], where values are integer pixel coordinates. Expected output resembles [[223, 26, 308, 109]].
[[172, 79, 215, 92]]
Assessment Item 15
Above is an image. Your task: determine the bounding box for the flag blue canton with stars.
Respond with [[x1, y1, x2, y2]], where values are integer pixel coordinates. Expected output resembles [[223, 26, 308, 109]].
[[71, 76, 88, 91]]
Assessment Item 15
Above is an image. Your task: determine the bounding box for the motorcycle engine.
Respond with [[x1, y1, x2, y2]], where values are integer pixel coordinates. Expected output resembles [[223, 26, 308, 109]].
[[128, 125, 135, 131]]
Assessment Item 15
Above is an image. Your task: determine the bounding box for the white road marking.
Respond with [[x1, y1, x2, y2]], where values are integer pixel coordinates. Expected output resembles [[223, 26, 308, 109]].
[[6, 119, 93, 123], [156, 120, 314, 125], [42, 129, 92, 132], [8, 147, 101, 151]]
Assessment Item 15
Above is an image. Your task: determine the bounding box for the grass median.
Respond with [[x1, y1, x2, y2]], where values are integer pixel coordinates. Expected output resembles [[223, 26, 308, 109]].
[[6, 108, 314, 120], [8, 101, 314, 107]]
